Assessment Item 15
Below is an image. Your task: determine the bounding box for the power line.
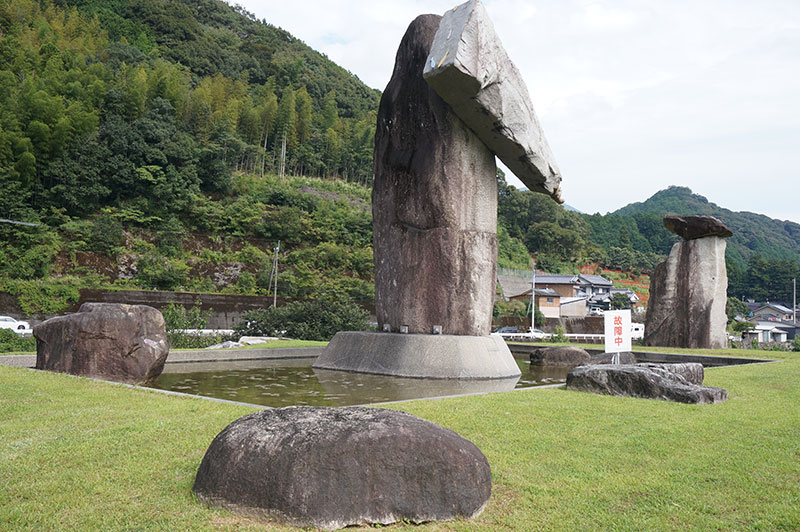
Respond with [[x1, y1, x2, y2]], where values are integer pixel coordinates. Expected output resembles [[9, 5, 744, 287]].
[[0, 218, 40, 227]]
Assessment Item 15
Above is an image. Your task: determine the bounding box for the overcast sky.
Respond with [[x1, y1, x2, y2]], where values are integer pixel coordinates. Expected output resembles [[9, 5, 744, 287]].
[[237, 0, 799, 223]]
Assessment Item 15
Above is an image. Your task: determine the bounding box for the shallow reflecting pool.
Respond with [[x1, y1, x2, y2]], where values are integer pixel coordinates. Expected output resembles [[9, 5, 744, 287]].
[[147, 357, 568, 407]]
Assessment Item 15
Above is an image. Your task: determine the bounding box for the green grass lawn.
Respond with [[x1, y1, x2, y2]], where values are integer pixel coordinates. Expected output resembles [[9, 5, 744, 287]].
[[1, 348, 798, 531]]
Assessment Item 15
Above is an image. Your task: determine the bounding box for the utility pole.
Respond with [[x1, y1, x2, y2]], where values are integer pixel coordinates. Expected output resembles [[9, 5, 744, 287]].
[[267, 240, 280, 308], [278, 130, 287, 179], [793, 277, 796, 324], [273, 241, 280, 308], [529, 258, 536, 332]]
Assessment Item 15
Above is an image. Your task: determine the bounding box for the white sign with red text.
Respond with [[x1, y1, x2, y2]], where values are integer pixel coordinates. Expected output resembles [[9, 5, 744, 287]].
[[604, 309, 632, 354]]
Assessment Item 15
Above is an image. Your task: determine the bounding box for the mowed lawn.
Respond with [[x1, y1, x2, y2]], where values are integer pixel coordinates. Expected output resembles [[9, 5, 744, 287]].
[[1, 348, 798, 531]]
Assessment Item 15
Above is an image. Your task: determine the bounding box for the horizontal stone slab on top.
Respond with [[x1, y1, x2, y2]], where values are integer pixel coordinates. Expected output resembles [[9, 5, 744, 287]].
[[663, 214, 733, 240], [423, 0, 562, 202]]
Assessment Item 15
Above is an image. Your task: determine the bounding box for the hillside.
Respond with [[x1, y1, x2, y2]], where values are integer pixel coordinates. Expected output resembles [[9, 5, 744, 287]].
[[0, 0, 379, 227], [1, 1, 797, 316], [615, 186, 800, 268]]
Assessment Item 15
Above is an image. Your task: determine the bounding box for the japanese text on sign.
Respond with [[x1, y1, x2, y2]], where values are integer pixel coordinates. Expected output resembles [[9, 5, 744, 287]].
[[604, 310, 632, 354]]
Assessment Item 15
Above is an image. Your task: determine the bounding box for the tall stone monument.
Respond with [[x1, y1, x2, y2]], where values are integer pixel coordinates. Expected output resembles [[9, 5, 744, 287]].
[[643, 215, 732, 349], [314, 0, 562, 379]]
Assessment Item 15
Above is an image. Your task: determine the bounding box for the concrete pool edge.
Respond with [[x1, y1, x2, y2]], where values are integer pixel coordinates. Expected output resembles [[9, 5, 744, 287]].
[[0, 346, 326, 369]]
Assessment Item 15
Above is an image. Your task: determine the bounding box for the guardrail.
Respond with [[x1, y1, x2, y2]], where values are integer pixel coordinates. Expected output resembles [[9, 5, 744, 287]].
[[564, 333, 604, 344], [496, 332, 550, 341]]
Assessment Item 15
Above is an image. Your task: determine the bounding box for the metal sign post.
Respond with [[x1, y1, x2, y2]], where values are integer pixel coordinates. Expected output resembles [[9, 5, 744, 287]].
[[604, 309, 632, 364]]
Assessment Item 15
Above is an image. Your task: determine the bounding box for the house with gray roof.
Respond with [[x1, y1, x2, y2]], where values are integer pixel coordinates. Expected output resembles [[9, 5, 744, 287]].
[[752, 303, 794, 322]]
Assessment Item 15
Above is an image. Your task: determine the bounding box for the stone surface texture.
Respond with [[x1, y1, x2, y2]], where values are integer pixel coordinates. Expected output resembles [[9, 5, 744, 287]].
[[34, 302, 168, 384], [663, 214, 733, 240], [636, 362, 704, 386], [566, 364, 727, 404], [374, 14, 498, 337], [423, 0, 562, 202], [193, 406, 492, 530], [644, 236, 728, 349], [529, 345, 590, 366], [313, 331, 521, 379]]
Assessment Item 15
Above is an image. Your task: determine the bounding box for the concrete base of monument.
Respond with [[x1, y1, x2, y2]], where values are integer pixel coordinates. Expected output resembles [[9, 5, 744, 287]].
[[312, 331, 522, 380]]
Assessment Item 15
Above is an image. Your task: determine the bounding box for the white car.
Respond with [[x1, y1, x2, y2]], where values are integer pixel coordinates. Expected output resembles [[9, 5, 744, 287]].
[[0, 316, 31, 334]]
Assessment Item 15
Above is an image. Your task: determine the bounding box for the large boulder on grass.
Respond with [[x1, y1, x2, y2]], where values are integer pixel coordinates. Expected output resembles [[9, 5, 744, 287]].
[[34, 303, 168, 384], [193, 406, 491, 530], [530, 346, 590, 366], [566, 363, 726, 404]]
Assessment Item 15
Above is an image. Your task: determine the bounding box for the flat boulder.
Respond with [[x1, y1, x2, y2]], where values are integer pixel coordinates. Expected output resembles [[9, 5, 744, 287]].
[[663, 215, 733, 240], [34, 303, 168, 384], [566, 364, 726, 404], [530, 346, 590, 366], [193, 406, 491, 530]]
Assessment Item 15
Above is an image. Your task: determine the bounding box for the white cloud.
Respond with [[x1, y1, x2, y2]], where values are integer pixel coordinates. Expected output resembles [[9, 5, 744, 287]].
[[238, 0, 800, 223]]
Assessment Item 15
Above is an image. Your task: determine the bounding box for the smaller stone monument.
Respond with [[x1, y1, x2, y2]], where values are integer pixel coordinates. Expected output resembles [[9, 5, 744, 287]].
[[34, 302, 169, 384], [193, 407, 492, 530], [643, 215, 732, 349]]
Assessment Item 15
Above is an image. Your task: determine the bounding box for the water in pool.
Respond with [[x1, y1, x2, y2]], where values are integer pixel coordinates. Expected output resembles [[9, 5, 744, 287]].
[[147, 356, 568, 407]]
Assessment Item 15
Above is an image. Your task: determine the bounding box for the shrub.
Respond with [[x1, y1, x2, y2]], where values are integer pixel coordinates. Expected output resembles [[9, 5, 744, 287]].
[[136, 255, 189, 290], [161, 302, 217, 349], [550, 325, 567, 343], [233, 298, 369, 341], [0, 329, 36, 353], [793, 336, 800, 352], [0, 279, 81, 315], [89, 214, 124, 256]]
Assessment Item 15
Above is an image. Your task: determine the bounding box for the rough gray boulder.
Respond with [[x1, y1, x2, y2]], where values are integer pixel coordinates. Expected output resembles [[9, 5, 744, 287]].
[[644, 236, 729, 349], [423, 0, 562, 202], [566, 364, 726, 404], [663, 214, 733, 240], [193, 407, 491, 530], [529, 346, 590, 366], [637, 362, 704, 386], [373, 14, 498, 336], [34, 303, 168, 384], [585, 352, 636, 365]]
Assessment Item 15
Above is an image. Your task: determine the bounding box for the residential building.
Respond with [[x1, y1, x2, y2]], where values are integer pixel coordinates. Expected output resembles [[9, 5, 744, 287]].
[[496, 268, 615, 318], [742, 320, 791, 343], [560, 296, 588, 317], [509, 288, 561, 318], [752, 303, 794, 322]]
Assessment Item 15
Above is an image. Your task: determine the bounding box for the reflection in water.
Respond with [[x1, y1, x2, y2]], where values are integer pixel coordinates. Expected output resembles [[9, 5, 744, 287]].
[[148, 356, 569, 408]]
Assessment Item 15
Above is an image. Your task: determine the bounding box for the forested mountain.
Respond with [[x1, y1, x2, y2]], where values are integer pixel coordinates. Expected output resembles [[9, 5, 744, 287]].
[[612, 186, 800, 303], [496, 181, 800, 303], [0, 0, 379, 225], [615, 186, 800, 269], [0, 0, 380, 315], [0, 1, 796, 315]]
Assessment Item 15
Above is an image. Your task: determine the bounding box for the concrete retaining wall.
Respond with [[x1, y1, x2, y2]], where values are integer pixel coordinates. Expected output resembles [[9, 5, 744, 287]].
[[1, 289, 375, 329]]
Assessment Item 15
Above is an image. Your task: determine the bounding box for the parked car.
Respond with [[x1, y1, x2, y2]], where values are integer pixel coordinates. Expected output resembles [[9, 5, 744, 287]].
[[0, 316, 31, 334], [493, 326, 519, 334], [529, 328, 547, 339]]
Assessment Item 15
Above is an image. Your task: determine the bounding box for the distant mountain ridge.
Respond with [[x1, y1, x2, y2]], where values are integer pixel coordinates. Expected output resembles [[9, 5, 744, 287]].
[[613, 186, 800, 268]]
